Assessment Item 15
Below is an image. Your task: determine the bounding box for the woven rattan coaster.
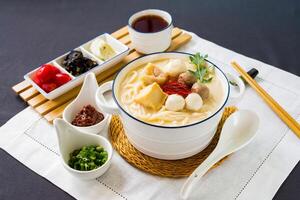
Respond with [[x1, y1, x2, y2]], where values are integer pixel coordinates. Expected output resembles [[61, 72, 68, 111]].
[[109, 106, 237, 178]]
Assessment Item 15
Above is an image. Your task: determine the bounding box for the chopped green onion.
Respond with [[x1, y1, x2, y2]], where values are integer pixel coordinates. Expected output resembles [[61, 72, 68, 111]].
[[68, 145, 108, 171]]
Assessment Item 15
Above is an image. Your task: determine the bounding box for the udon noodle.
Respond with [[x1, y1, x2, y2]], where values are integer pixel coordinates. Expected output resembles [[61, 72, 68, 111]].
[[117, 58, 224, 126]]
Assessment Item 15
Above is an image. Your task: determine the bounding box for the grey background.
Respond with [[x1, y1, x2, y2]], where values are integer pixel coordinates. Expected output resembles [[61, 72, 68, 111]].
[[0, 0, 299, 199]]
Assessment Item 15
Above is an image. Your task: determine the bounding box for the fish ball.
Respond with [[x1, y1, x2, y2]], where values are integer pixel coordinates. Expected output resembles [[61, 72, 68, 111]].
[[165, 94, 185, 111], [185, 93, 203, 111]]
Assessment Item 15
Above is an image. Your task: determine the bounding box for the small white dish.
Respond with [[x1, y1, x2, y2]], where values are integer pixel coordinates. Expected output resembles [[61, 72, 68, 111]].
[[24, 33, 129, 100], [24, 60, 75, 100], [82, 33, 126, 62], [54, 118, 113, 180], [63, 72, 109, 134], [128, 9, 173, 54]]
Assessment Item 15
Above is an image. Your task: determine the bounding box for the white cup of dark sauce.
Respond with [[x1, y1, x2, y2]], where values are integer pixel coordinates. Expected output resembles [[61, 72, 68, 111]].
[[128, 9, 173, 54]]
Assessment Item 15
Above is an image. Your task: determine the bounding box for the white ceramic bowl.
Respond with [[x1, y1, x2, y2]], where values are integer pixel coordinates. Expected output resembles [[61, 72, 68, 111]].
[[96, 52, 245, 160], [128, 9, 173, 54], [54, 119, 113, 180], [63, 73, 109, 134]]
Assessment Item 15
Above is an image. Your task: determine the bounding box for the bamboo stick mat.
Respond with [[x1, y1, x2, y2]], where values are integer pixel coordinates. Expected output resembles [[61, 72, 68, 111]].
[[12, 26, 192, 123]]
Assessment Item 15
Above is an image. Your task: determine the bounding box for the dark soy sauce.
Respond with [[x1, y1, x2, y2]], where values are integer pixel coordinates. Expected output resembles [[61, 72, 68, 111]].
[[132, 15, 169, 33]]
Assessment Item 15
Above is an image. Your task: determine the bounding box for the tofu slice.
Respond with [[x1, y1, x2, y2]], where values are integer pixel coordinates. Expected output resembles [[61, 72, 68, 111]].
[[140, 63, 167, 85], [134, 82, 167, 110]]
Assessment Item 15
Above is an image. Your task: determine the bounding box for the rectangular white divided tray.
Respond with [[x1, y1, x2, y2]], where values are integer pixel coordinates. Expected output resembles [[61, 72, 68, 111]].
[[24, 33, 129, 100]]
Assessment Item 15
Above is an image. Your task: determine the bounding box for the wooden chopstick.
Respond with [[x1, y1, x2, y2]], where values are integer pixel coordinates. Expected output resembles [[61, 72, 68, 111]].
[[231, 61, 300, 138]]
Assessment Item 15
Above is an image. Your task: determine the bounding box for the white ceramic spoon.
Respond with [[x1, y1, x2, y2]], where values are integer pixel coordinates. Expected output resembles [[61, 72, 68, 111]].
[[180, 110, 259, 200], [63, 72, 109, 134]]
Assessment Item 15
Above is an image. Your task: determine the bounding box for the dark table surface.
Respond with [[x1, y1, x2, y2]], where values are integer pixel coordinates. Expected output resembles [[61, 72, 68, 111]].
[[0, 0, 299, 199]]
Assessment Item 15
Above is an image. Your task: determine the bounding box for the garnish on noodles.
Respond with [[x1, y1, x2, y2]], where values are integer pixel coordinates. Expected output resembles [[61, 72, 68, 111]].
[[161, 81, 191, 98]]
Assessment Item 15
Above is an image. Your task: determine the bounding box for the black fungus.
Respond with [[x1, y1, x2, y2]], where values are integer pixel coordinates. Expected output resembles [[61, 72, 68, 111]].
[[62, 50, 97, 76]]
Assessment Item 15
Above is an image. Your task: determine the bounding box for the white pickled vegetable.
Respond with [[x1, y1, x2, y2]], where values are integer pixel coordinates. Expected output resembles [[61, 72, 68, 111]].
[[185, 93, 203, 111], [90, 38, 116, 61], [165, 94, 185, 111]]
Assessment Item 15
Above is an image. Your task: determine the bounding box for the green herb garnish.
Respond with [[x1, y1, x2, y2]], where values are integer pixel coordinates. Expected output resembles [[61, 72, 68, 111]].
[[229, 80, 238, 86], [189, 53, 215, 83], [68, 145, 108, 171]]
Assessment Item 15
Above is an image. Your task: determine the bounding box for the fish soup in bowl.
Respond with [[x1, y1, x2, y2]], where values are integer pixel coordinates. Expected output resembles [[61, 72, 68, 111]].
[[96, 52, 244, 160], [116, 55, 225, 126]]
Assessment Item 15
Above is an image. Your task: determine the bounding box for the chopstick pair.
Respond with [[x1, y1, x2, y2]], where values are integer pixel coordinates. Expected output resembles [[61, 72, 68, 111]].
[[231, 61, 300, 138]]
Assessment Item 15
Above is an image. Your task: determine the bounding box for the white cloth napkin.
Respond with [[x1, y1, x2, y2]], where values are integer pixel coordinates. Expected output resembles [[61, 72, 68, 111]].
[[1, 31, 300, 200]]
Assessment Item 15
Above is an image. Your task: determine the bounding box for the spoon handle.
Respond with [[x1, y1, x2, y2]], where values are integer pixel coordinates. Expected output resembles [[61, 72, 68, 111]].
[[180, 151, 224, 199]]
